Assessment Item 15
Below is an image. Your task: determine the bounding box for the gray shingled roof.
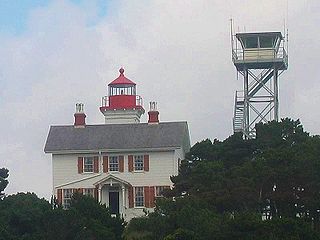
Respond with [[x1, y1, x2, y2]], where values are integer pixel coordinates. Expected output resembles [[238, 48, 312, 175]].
[[44, 122, 190, 153]]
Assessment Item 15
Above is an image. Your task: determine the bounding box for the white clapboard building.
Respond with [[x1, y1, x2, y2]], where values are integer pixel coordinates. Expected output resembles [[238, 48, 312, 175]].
[[44, 68, 190, 220]]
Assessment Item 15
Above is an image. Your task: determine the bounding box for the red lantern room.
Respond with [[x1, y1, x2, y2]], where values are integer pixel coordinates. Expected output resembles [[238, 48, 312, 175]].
[[100, 68, 145, 124]]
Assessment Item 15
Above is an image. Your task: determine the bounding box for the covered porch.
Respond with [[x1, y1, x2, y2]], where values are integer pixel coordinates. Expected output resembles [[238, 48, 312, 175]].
[[94, 175, 131, 217]]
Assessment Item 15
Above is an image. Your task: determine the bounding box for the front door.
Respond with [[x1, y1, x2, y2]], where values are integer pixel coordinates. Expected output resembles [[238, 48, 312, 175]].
[[109, 191, 119, 215]]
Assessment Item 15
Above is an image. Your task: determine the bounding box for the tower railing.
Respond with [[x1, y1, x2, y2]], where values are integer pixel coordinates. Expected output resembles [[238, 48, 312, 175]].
[[232, 45, 287, 63], [101, 95, 143, 108]]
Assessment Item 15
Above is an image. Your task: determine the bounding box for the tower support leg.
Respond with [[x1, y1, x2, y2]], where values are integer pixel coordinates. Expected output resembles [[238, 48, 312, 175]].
[[273, 67, 279, 121], [244, 69, 249, 138]]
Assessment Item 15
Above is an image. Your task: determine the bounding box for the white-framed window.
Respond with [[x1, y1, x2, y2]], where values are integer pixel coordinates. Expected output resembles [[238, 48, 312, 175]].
[[63, 189, 73, 209], [155, 186, 169, 197], [83, 157, 94, 173], [134, 187, 144, 207], [134, 155, 144, 171], [83, 188, 94, 197], [109, 156, 119, 171]]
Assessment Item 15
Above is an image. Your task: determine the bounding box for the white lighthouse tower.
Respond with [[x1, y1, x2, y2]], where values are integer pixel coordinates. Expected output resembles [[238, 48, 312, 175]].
[[100, 68, 145, 124]]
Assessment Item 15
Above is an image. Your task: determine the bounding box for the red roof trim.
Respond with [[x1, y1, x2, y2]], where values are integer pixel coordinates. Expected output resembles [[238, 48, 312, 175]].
[[108, 68, 136, 86]]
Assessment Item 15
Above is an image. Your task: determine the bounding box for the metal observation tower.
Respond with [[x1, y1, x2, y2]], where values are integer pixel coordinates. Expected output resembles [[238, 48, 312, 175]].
[[231, 30, 288, 139]]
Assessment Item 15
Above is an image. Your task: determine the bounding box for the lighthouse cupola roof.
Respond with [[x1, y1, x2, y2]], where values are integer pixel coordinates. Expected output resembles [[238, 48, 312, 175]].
[[108, 68, 136, 86], [100, 67, 145, 124]]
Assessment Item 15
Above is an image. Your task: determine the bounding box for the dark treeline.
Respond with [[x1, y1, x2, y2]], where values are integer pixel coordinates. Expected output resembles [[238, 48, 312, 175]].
[[1, 118, 320, 240], [0, 192, 124, 240], [124, 118, 320, 239]]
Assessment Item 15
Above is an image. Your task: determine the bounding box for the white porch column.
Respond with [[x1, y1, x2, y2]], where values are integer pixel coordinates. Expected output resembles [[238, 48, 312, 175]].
[[121, 184, 125, 214], [98, 184, 102, 202]]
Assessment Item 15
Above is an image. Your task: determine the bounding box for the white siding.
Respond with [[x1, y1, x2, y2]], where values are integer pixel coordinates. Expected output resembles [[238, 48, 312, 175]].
[[52, 150, 181, 189], [52, 148, 185, 221]]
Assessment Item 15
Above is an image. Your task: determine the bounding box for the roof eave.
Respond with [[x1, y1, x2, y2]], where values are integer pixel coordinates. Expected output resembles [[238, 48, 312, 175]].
[[236, 31, 283, 40], [45, 146, 181, 155]]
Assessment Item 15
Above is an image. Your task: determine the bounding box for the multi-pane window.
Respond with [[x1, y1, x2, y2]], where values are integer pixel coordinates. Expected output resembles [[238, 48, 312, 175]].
[[155, 186, 169, 197], [109, 156, 119, 171], [135, 187, 144, 207], [83, 188, 94, 197], [83, 157, 94, 173], [63, 189, 73, 209], [134, 155, 144, 171]]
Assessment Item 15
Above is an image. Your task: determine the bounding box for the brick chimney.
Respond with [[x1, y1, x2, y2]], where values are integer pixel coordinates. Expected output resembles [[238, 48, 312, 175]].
[[74, 103, 86, 128], [148, 102, 159, 124]]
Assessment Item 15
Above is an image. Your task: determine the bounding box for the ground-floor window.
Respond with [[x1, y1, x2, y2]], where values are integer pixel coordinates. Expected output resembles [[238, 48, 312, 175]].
[[83, 188, 94, 197], [63, 189, 73, 209], [134, 187, 144, 207], [155, 186, 170, 197]]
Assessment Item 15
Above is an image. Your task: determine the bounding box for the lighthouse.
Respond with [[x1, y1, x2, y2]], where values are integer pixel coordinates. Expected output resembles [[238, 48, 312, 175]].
[[100, 68, 145, 124], [45, 66, 190, 220]]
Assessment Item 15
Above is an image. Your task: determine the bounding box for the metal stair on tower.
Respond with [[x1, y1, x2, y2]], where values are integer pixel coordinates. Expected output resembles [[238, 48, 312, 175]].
[[233, 91, 244, 133]]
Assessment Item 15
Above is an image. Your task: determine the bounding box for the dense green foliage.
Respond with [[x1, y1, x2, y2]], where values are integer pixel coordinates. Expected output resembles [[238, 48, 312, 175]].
[[2, 118, 320, 239], [124, 118, 320, 239], [0, 168, 9, 199], [0, 192, 124, 240]]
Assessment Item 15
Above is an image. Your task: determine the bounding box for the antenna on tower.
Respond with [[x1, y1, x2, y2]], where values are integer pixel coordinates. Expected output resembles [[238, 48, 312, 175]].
[[285, 0, 289, 55], [230, 18, 234, 49]]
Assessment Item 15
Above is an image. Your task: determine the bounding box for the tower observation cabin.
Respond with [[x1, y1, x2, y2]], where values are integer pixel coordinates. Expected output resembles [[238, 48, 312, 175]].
[[100, 68, 145, 124], [231, 31, 288, 139]]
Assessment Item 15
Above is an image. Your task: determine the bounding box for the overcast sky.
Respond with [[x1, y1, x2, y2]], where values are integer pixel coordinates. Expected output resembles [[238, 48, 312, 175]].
[[0, 0, 319, 199]]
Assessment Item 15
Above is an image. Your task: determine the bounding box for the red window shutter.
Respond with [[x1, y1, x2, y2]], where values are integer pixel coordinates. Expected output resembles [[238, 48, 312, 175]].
[[128, 186, 134, 208], [93, 156, 99, 173], [149, 186, 155, 208], [103, 156, 108, 173], [144, 186, 150, 208], [128, 155, 133, 172], [78, 157, 83, 174], [73, 188, 78, 194], [119, 155, 124, 172], [94, 187, 99, 201], [144, 155, 149, 171], [57, 189, 62, 205]]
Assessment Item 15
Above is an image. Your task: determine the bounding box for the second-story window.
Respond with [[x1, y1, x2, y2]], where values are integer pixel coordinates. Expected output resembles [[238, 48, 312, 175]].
[[83, 157, 94, 173], [109, 156, 119, 171], [134, 155, 144, 171]]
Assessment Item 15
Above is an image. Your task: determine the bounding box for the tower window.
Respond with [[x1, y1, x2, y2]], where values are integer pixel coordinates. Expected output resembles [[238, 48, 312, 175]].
[[259, 36, 275, 48], [244, 37, 258, 48]]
